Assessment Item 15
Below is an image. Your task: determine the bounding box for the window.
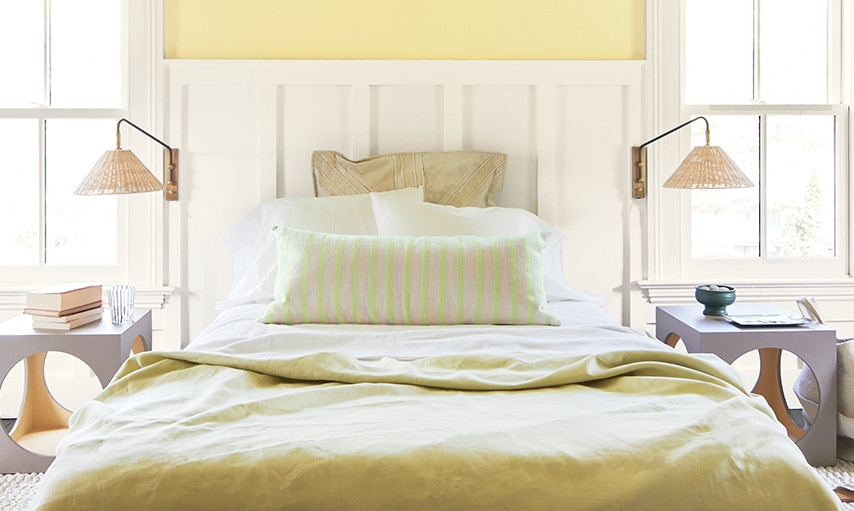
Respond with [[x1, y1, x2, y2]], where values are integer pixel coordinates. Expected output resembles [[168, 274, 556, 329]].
[[0, 0, 145, 284], [655, 0, 848, 280]]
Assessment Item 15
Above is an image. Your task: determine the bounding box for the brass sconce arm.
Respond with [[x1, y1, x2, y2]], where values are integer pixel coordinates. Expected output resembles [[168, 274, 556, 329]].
[[632, 116, 751, 199], [116, 118, 176, 189], [75, 118, 179, 201]]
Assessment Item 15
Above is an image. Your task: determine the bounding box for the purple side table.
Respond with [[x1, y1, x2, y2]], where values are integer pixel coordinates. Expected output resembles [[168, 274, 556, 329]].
[[0, 309, 152, 473], [656, 304, 837, 466]]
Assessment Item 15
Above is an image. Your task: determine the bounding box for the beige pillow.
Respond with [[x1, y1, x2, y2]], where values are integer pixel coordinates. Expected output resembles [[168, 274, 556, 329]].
[[312, 150, 506, 207], [262, 227, 559, 326]]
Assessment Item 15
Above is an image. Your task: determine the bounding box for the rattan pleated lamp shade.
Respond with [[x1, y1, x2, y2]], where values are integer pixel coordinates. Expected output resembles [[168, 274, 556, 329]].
[[75, 149, 164, 195], [662, 144, 754, 189]]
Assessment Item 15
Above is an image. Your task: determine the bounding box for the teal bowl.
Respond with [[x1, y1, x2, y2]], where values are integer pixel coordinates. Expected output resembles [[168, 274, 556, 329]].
[[695, 285, 736, 316]]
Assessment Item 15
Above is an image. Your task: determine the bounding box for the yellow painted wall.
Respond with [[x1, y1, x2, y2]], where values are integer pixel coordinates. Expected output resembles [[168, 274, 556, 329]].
[[164, 0, 644, 60]]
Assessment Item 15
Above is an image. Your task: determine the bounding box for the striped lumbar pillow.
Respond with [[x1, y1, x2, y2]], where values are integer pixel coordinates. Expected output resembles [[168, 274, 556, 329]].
[[262, 227, 559, 326]]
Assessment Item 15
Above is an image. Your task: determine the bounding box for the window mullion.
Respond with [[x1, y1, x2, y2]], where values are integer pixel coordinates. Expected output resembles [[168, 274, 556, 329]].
[[40, 0, 50, 266], [753, 0, 761, 102], [43, 0, 51, 107], [38, 118, 47, 266], [828, 0, 842, 103], [758, 114, 768, 259]]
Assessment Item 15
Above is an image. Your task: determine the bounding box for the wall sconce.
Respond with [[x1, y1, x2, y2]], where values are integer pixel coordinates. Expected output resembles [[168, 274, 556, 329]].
[[75, 118, 179, 201], [631, 116, 753, 199]]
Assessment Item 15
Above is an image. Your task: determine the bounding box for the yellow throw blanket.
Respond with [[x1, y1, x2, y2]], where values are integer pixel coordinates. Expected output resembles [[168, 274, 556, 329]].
[[31, 334, 840, 510]]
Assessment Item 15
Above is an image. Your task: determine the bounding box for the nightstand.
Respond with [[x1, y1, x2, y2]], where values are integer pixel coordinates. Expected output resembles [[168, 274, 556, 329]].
[[0, 309, 152, 473], [655, 304, 837, 466]]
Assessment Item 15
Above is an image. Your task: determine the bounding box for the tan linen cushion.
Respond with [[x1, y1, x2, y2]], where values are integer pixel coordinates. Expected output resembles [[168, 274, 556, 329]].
[[312, 150, 506, 207]]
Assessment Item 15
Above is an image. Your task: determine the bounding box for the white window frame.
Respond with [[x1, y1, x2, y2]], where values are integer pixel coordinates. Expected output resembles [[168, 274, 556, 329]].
[[0, 0, 163, 291], [646, 0, 852, 285]]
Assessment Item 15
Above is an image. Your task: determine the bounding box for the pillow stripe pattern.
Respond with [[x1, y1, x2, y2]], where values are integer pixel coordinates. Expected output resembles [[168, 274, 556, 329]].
[[263, 228, 559, 326]]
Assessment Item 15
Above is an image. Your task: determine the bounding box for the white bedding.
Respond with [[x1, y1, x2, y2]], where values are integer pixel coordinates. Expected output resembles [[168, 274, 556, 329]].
[[189, 301, 664, 362]]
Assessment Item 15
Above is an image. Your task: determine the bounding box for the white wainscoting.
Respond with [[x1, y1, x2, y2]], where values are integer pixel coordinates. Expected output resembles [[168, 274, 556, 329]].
[[164, 60, 646, 345]]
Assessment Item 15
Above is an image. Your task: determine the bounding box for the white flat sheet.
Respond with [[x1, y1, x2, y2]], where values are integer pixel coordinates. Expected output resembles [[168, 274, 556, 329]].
[[188, 301, 666, 362]]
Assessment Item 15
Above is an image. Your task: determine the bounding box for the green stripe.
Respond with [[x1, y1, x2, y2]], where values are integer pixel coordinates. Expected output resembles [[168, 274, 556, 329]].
[[403, 238, 412, 324], [317, 235, 328, 323], [492, 238, 500, 323], [475, 243, 483, 322], [509, 239, 518, 324], [456, 239, 464, 323], [438, 242, 446, 324], [299, 231, 315, 323], [525, 235, 535, 323], [367, 237, 378, 323], [385, 241, 395, 324], [351, 237, 361, 323], [333, 237, 345, 323], [270, 230, 288, 323], [282, 231, 292, 324], [421, 238, 429, 325]]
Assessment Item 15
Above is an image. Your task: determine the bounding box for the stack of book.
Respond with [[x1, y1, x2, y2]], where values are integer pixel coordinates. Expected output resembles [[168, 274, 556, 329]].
[[25, 283, 103, 331]]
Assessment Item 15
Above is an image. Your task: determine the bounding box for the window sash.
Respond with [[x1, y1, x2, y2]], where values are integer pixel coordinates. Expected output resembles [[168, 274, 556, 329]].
[[647, 0, 849, 282], [0, 0, 127, 281], [0, 110, 131, 284], [671, 105, 849, 279], [0, 0, 161, 287]]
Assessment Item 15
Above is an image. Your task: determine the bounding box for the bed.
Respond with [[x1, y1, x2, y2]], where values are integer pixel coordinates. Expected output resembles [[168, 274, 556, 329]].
[[29, 155, 841, 510]]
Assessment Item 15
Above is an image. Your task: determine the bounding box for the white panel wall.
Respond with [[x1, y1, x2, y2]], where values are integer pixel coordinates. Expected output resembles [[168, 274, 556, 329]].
[[555, 85, 631, 320], [166, 61, 645, 345], [281, 85, 352, 197], [178, 85, 264, 341], [464, 85, 537, 210], [372, 86, 444, 154]]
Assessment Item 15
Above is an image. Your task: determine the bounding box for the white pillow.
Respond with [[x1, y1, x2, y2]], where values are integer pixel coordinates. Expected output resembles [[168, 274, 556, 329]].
[[370, 195, 606, 305], [262, 228, 559, 326], [217, 187, 424, 310]]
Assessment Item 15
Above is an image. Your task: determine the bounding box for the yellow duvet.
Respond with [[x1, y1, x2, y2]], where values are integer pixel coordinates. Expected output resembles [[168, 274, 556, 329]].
[[30, 305, 841, 510]]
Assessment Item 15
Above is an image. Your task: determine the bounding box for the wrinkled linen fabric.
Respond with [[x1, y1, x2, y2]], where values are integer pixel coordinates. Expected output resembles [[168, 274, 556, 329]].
[[312, 150, 506, 207], [31, 303, 840, 511]]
